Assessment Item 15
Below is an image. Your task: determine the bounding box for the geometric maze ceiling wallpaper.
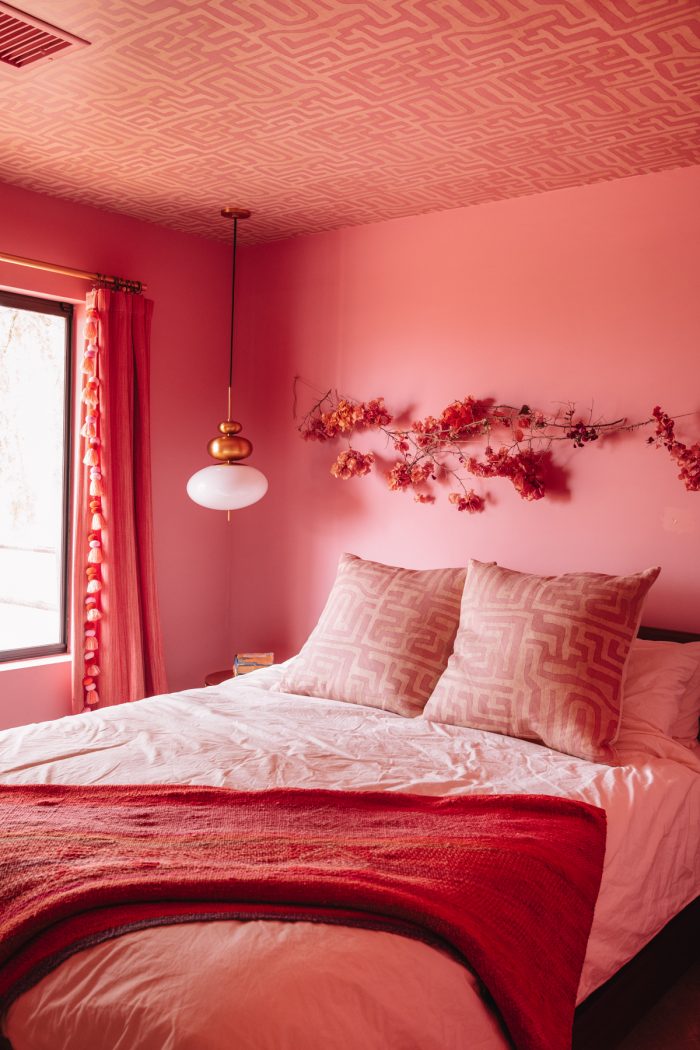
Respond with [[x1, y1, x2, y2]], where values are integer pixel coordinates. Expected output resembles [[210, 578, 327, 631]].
[[1, 0, 699, 243]]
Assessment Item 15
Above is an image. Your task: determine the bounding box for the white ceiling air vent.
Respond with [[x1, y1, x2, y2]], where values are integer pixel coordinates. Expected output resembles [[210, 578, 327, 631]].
[[0, 2, 89, 70]]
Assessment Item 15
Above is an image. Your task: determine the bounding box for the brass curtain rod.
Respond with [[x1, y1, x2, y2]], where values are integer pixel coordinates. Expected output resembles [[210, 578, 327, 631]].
[[0, 250, 144, 294]]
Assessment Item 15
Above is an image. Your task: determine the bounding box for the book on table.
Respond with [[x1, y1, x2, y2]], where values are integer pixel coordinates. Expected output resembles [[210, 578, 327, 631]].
[[232, 652, 274, 676]]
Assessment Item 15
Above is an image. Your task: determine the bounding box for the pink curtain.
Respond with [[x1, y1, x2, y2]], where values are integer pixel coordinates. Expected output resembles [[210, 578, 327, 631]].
[[71, 287, 168, 712]]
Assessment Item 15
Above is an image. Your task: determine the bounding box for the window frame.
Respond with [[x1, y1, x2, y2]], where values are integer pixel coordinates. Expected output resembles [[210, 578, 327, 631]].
[[0, 289, 74, 663]]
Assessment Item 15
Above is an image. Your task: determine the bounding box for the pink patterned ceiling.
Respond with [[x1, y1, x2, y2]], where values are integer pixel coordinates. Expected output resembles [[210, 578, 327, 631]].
[[0, 0, 698, 244]]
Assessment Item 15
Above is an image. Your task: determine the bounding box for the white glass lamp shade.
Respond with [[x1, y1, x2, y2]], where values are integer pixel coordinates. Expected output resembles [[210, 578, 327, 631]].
[[187, 463, 268, 510]]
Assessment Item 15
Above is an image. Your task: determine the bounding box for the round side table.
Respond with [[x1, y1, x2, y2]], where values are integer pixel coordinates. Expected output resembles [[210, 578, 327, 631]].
[[204, 669, 235, 687]]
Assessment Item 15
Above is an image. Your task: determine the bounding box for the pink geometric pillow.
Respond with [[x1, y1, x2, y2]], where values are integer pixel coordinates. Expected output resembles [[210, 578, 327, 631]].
[[423, 560, 661, 762], [278, 554, 466, 716]]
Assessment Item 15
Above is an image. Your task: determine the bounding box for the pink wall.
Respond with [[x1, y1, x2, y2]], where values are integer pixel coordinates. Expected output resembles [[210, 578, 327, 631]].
[[232, 166, 700, 660], [0, 181, 237, 729], [2, 166, 699, 729]]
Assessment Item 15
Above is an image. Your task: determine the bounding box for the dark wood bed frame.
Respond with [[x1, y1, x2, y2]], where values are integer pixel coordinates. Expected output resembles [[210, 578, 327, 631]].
[[572, 624, 700, 1050], [0, 625, 697, 1050]]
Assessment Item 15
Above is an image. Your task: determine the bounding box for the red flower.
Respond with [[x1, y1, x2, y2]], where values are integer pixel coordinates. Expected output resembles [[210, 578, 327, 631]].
[[411, 463, 433, 484], [387, 460, 433, 492], [566, 421, 599, 447], [440, 398, 488, 437], [331, 399, 364, 433], [359, 397, 392, 428], [510, 449, 546, 501], [413, 415, 439, 432], [653, 407, 700, 491], [387, 462, 413, 491], [303, 391, 699, 513], [512, 471, 545, 501], [302, 415, 334, 441], [467, 446, 546, 500], [412, 415, 441, 448], [675, 444, 700, 491], [449, 490, 485, 513], [330, 449, 375, 479], [303, 395, 392, 442]]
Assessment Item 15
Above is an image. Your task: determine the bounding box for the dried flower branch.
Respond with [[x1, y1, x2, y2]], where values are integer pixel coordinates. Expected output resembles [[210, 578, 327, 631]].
[[297, 386, 698, 513], [650, 406, 700, 491]]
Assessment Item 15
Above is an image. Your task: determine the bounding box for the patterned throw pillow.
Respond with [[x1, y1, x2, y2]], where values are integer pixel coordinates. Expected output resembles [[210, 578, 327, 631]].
[[278, 554, 466, 716], [423, 560, 661, 762]]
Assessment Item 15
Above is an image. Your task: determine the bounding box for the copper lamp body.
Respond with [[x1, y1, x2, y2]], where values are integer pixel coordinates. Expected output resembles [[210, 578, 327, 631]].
[[186, 207, 268, 513], [207, 417, 253, 463]]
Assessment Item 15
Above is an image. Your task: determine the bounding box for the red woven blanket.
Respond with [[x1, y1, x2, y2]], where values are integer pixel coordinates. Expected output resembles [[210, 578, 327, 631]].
[[0, 785, 605, 1050]]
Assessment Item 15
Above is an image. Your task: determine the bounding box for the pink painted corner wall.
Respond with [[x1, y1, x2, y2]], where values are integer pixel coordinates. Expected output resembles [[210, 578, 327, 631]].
[[0, 180, 235, 729], [232, 166, 700, 660], [2, 165, 699, 729]]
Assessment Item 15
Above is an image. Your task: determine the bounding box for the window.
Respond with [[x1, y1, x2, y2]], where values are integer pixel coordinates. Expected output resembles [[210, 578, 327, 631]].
[[0, 290, 73, 661]]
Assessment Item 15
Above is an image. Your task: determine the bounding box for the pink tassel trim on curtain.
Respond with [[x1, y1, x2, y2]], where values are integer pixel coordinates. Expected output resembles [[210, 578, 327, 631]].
[[72, 287, 168, 713], [79, 303, 103, 710]]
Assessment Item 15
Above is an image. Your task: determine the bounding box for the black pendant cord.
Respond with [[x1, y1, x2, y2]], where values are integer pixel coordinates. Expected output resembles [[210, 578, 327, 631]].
[[227, 216, 238, 416]]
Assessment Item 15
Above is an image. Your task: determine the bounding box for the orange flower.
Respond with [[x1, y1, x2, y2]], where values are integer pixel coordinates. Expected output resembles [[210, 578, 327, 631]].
[[387, 460, 432, 492], [439, 397, 487, 436], [387, 462, 413, 491], [331, 399, 363, 432], [359, 398, 392, 428], [449, 491, 485, 513], [330, 449, 375, 479]]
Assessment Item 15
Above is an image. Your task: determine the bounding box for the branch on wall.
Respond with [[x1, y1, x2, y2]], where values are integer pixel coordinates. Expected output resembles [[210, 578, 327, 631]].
[[294, 380, 700, 514]]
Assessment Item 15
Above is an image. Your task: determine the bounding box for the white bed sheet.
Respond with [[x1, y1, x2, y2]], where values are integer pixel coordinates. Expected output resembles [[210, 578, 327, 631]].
[[1, 666, 698, 1050]]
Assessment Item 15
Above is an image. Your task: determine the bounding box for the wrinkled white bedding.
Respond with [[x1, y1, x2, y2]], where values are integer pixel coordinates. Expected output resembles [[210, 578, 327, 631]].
[[2, 665, 698, 1050]]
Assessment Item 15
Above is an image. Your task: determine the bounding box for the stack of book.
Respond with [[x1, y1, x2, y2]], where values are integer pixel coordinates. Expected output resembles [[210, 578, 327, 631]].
[[232, 652, 275, 676]]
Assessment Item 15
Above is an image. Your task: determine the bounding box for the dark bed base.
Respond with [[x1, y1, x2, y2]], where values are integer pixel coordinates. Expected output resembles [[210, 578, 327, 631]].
[[573, 897, 699, 1049], [637, 624, 700, 645], [573, 622, 700, 1049]]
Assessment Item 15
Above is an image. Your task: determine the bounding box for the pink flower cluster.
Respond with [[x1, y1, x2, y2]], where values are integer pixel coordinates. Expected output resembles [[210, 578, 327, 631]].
[[330, 448, 375, 479], [468, 447, 546, 501], [449, 491, 485, 513], [652, 406, 700, 491], [303, 397, 392, 441], [412, 397, 488, 447], [387, 461, 433, 491]]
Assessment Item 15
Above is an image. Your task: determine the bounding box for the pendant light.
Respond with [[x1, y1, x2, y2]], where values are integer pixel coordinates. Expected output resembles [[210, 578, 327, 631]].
[[187, 207, 268, 512]]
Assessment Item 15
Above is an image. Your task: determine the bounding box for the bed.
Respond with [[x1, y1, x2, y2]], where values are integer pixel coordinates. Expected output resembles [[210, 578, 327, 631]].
[[1, 626, 698, 1050]]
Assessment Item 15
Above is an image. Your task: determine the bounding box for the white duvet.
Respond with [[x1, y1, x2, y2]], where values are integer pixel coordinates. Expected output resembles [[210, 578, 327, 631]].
[[1, 666, 698, 1050]]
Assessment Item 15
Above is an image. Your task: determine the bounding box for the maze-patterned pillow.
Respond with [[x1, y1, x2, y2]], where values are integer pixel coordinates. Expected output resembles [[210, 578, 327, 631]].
[[278, 554, 466, 716], [423, 560, 660, 762]]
